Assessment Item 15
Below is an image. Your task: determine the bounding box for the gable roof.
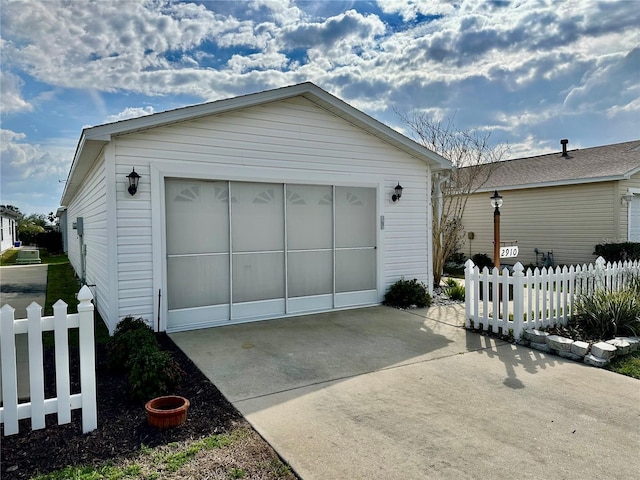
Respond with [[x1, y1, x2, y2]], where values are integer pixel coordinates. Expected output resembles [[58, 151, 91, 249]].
[[61, 82, 451, 205], [472, 140, 640, 192]]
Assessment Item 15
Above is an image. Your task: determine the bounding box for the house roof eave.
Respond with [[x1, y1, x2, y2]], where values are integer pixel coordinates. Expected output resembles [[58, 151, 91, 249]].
[[60, 135, 109, 206]]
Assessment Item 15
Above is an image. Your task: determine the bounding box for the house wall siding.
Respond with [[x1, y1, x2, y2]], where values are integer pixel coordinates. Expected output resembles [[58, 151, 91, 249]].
[[112, 97, 430, 328], [461, 182, 618, 267], [64, 153, 112, 323], [1, 215, 16, 252]]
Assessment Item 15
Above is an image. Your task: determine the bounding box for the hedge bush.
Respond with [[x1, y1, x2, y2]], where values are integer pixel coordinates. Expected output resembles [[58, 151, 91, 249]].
[[384, 279, 432, 308], [593, 242, 640, 262], [107, 316, 183, 402]]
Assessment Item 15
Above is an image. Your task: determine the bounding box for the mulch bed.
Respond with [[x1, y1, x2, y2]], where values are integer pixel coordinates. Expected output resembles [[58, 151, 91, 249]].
[[1, 334, 288, 479]]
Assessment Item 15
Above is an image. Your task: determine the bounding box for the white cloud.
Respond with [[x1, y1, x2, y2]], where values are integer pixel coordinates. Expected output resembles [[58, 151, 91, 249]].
[[376, 0, 455, 21], [0, 129, 71, 181], [104, 106, 156, 124], [0, 71, 33, 114]]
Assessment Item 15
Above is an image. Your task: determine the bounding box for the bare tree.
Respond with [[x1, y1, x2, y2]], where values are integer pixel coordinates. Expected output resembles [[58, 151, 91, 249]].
[[398, 112, 509, 286]]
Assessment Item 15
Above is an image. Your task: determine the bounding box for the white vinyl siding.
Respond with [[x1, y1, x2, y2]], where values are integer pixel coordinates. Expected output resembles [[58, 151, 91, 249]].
[[461, 182, 618, 267], [64, 154, 112, 324], [114, 163, 154, 325], [0, 215, 16, 253], [112, 97, 430, 329]]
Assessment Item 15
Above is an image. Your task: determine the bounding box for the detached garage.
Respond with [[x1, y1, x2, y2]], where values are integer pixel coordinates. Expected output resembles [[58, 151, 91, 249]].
[[60, 83, 451, 333]]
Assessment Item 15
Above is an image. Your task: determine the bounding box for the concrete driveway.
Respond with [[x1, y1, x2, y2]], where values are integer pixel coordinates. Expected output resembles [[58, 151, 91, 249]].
[[170, 305, 640, 480]]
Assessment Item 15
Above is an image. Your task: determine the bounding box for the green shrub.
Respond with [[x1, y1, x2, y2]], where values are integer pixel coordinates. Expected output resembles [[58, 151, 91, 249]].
[[471, 253, 493, 270], [593, 242, 640, 262], [446, 282, 465, 301], [127, 349, 184, 403], [107, 317, 157, 373], [573, 286, 640, 340], [107, 316, 183, 402], [384, 279, 432, 308]]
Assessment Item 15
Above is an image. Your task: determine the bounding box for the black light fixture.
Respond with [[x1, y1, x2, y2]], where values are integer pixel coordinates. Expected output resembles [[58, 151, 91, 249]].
[[127, 167, 141, 196], [392, 182, 403, 202]]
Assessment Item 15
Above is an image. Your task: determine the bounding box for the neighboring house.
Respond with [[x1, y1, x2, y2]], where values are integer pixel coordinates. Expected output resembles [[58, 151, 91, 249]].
[[460, 139, 640, 268], [59, 82, 451, 334], [0, 205, 19, 253]]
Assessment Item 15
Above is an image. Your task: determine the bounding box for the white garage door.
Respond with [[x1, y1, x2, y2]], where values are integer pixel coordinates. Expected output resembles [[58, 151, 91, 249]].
[[165, 179, 377, 332], [629, 194, 640, 242]]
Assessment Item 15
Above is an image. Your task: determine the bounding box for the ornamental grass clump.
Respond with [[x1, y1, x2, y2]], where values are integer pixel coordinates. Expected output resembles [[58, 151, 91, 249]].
[[384, 279, 432, 308], [573, 284, 640, 341], [444, 278, 465, 301]]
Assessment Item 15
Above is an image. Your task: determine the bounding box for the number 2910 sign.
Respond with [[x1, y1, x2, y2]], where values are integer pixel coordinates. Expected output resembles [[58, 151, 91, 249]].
[[500, 246, 519, 258]]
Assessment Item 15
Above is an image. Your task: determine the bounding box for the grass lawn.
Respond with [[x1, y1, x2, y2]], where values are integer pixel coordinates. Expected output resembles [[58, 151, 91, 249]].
[[607, 349, 640, 379]]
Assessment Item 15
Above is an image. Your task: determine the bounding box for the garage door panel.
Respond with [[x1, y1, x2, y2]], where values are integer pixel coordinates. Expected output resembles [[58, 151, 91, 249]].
[[232, 252, 285, 303], [166, 179, 229, 255], [288, 250, 333, 297], [286, 184, 333, 250], [167, 255, 229, 309], [231, 182, 284, 252], [335, 186, 376, 248], [336, 249, 376, 293]]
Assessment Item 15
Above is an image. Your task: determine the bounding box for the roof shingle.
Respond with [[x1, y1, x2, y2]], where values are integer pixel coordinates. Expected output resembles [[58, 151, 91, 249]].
[[476, 140, 640, 190]]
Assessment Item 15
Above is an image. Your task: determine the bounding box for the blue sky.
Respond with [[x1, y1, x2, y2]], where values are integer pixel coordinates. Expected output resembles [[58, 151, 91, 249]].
[[1, 0, 639, 215]]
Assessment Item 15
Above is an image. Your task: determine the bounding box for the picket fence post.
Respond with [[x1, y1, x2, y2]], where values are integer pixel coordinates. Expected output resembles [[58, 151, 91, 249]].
[[77, 285, 97, 433], [464, 259, 475, 329], [1, 304, 19, 435], [27, 301, 46, 430], [512, 263, 525, 339]]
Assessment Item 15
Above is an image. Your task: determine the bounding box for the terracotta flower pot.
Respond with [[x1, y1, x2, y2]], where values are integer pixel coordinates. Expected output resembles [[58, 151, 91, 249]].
[[145, 395, 190, 429]]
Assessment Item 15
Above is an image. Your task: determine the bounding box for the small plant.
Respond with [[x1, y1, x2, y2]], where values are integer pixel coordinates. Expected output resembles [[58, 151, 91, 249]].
[[384, 279, 432, 308], [444, 278, 465, 301], [471, 253, 493, 269], [573, 286, 640, 340], [228, 467, 247, 478]]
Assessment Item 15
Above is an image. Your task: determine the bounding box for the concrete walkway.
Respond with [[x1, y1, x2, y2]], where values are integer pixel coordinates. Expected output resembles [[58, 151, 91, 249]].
[[0, 263, 49, 400], [0, 264, 48, 317], [170, 305, 640, 480]]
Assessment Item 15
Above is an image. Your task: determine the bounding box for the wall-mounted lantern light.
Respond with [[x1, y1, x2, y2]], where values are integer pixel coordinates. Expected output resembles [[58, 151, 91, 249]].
[[391, 182, 403, 202], [622, 192, 634, 206], [127, 167, 141, 196]]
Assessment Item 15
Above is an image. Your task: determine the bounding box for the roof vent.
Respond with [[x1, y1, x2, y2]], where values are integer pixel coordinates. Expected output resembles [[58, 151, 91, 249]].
[[561, 139, 569, 157]]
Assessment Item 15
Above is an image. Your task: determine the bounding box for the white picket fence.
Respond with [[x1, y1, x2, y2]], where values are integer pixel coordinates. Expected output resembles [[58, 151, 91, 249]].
[[0, 285, 96, 436], [465, 257, 640, 340]]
